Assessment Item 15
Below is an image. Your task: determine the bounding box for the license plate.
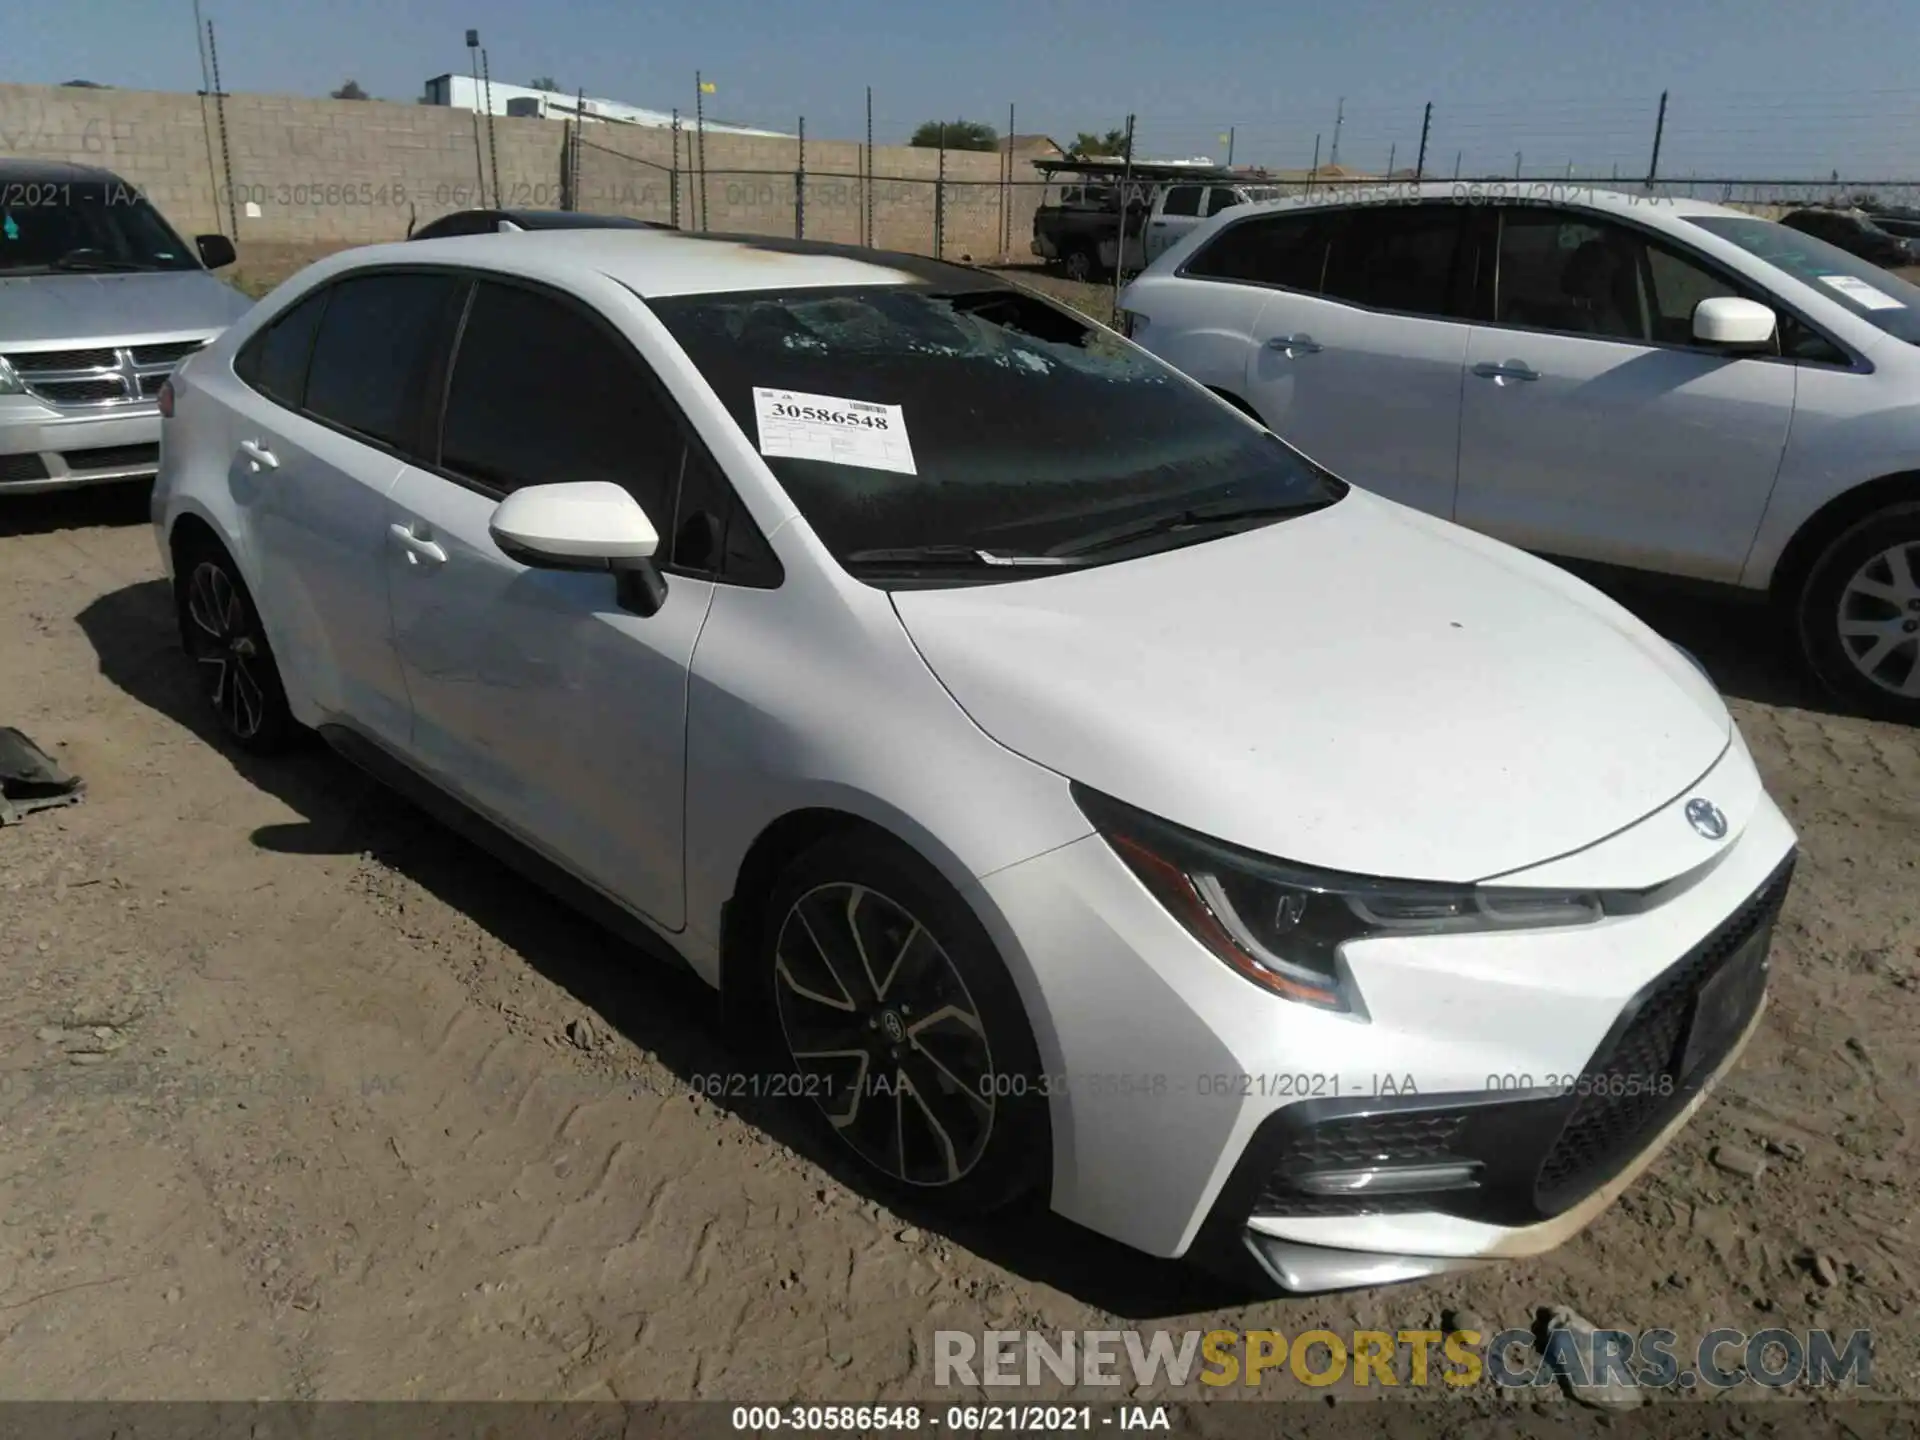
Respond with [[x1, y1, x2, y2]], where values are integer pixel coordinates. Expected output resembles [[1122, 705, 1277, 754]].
[[1681, 923, 1772, 1077]]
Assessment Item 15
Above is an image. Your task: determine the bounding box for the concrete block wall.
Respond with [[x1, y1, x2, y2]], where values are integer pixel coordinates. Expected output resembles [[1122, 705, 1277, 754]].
[[1, 81, 1047, 259]]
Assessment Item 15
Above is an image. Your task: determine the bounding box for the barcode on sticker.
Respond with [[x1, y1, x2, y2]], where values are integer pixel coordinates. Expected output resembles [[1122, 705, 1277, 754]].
[[847, 400, 886, 413]]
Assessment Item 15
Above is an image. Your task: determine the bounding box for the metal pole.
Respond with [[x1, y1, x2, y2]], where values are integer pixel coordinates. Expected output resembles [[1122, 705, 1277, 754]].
[[191, 0, 212, 93], [480, 48, 501, 209], [1110, 113, 1135, 319], [1001, 101, 1014, 260], [1453, 150, 1461, 180], [466, 38, 486, 204], [1227, 126, 1235, 167], [669, 109, 682, 229], [795, 116, 806, 239], [206, 20, 238, 238], [935, 122, 946, 259], [865, 86, 874, 248], [695, 72, 708, 231], [1514, 150, 1522, 179], [1329, 97, 1344, 167], [572, 87, 586, 209], [1387, 143, 1396, 177], [1646, 89, 1669, 189], [1308, 133, 1320, 194], [1414, 102, 1431, 182]]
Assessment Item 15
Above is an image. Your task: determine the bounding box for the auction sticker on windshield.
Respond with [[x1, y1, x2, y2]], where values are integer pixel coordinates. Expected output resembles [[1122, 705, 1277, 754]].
[[753, 387, 917, 475], [1817, 274, 1905, 311]]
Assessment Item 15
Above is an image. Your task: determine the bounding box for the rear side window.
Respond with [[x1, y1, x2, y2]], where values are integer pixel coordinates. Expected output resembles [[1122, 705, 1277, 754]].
[[1184, 211, 1329, 289], [1320, 204, 1472, 318], [235, 289, 328, 409], [438, 280, 681, 517], [1205, 188, 1242, 217], [304, 272, 465, 453]]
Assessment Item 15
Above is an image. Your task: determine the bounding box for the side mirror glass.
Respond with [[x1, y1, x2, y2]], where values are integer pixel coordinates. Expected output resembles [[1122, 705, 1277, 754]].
[[489, 481, 668, 616], [1692, 296, 1776, 350], [196, 233, 237, 269]]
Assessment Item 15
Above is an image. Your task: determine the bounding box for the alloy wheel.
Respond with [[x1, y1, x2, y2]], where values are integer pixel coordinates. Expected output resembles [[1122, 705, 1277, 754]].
[[185, 559, 269, 740], [772, 882, 997, 1187], [1836, 539, 1920, 699]]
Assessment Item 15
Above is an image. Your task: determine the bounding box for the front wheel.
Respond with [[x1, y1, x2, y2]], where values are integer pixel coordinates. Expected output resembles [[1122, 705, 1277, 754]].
[[174, 540, 298, 752], [1062, 245, 1095, 284], [1795, 502, 1920, 721], [758, 832, 1049, 1213]]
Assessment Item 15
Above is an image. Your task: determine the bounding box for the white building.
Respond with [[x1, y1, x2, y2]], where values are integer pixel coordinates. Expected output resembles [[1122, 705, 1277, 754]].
[[421, 73, 792, 137]]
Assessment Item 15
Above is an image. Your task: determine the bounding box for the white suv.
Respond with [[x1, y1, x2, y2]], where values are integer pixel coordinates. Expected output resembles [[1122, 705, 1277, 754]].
[[1119, 184, 1920, 721]]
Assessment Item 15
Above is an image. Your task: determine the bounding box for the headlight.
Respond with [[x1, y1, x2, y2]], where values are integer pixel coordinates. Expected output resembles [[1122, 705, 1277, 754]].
[[1073, 785, 1623, 1014], [0, 358, 21, 395]]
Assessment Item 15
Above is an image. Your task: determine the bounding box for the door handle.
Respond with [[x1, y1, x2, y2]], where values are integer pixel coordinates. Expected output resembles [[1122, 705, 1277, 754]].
[[389, 522, 448, 566], [238, 439, 278, 471], [1472, 360, 1540, 382], [1265, 333, 1323, 354]]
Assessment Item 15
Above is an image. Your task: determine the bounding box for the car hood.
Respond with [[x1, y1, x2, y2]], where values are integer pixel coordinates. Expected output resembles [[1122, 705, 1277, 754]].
[[890, 490, 1731, 883], [0, 270, 253, 347]]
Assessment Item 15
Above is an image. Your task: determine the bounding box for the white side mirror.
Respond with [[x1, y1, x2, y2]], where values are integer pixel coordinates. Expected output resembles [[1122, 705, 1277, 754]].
[[489, 481, 658, 566], [1693, 296, 1776, 349], [489, 481, 668, 615]]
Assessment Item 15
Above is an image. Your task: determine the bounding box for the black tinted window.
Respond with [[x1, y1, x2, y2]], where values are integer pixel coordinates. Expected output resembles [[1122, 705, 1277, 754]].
[[439, 280, 681, 513], [1495, 211, 1646, 340], [1689, 213, 1920, 349], [670, 444, 781, 585], [1185, 212, 1328, 289], [1161, 186, 1202, 218], [1321, 204, 1470, 317], [304, 273, 463, 452], [1205, 188, 1242, 217], [237, 290, 327, 408]]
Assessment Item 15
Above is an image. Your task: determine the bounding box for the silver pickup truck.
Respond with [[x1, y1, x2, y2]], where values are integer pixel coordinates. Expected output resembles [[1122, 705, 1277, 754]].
[[1, 159, 253, 495]]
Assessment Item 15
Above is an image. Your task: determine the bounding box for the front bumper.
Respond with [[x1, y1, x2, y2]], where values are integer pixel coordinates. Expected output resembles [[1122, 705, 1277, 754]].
[[973, 737, 1798, 1282], [0, 398, 163, 495]]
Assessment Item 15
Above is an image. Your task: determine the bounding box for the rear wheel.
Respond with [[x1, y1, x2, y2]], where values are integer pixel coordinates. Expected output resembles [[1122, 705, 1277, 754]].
[[174, 537, 298, 752], [757, 831, 1049, 1213], [1062, 244, 1095, 284], [1794, 501, 1920, 722]]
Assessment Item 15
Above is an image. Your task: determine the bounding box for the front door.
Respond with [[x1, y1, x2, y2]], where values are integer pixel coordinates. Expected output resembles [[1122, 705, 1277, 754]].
[[384, 277, 709, 929], [1453, 207, 1795, 582]]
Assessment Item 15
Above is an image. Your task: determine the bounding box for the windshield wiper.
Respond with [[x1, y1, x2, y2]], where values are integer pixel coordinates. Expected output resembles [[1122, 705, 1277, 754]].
[[844, 544, 1089, 568], [1045, 499, 1329, 558], [50, 252, 158, 273]]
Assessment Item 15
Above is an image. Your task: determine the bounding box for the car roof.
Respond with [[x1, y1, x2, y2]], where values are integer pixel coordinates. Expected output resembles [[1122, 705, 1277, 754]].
[[0, 158, 126, 185], [499, 210, 673, 230], [1227, 180, 1755, 224], [333, 229, 993, 299]]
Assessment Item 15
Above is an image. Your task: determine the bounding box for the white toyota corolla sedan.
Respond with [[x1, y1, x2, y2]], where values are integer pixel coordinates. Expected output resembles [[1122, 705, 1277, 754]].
[[151, 229, 1797, 1293]]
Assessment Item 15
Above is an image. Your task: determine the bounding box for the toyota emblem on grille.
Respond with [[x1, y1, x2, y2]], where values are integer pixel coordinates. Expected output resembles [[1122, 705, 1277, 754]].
[[1685, 798, 1728, 840]]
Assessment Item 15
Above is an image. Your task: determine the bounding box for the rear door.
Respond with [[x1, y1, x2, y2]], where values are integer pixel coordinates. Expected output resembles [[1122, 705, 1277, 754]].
[[1243, 201, 1477, 515], [384, 276, 714, 929], [221, 270, 464, 746], [1453, 207, 1794, 581]]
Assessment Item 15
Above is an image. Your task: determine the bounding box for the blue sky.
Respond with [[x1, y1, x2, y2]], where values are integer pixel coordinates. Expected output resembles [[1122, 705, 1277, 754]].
[[11, 0, 1920, 179]]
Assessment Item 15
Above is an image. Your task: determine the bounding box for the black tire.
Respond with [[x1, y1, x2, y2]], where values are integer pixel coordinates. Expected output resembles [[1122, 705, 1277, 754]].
[[1062, 245, 1096, 284], [756, 831, 1049, 1213], [173, 535, 299, 753], [1794, 501, 1920, 722]]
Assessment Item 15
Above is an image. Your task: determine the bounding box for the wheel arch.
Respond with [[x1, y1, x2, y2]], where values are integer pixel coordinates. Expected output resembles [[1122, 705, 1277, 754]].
[[1766, 469, 1920, 607]]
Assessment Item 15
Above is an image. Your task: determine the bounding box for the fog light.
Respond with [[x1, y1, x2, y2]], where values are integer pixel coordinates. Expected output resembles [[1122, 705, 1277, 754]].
[[1289, 1162, 1482, 1196]]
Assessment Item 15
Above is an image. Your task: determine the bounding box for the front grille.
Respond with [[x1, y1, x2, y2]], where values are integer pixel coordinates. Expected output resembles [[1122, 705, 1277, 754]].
[[31, 378, 128, 404], [0, 453, 51, 483], [140, 374, 169, 397], [61, 443, 160, 472], [1532, 858, 1794, 1209], [7, 347, 115, 372], [131, 340, 204, 365]]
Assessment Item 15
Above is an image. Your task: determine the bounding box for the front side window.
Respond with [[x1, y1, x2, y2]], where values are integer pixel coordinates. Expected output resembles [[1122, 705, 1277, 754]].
[[438, 280, 681, 517], [1160, 186, 1202, 218], [1688, 213, 1920, 347], [303, 272, 465, 453], [1321, 204, 1473, 318], [648, 284, 1344, 582], [1183, 210, 1329, 289], [0, 181, 199, 274]]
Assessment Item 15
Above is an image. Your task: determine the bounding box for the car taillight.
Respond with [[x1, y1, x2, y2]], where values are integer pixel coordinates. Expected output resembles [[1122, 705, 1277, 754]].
[[157, 378, 174, 418]]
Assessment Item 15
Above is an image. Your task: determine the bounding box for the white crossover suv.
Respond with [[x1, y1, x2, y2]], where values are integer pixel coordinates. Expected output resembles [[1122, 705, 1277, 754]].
[[1120, 183, 1920, 722], [151, 229, 1797, 1292]]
